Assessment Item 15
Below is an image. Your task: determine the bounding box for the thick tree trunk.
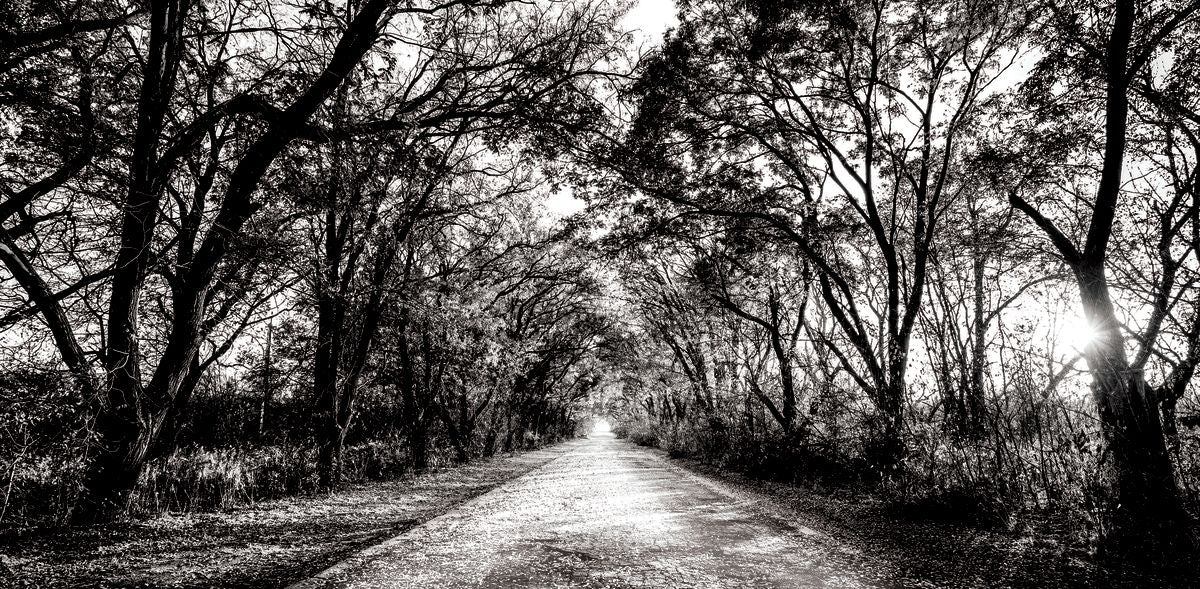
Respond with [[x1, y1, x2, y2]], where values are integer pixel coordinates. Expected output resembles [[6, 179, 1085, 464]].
[[313, 254, 343, 490], [868, 358, 907, 472], [1097, 377, 1188, 559], [313, 357, 343, 490], [450, 429, 469, 463], [1076, 263, 1191, 559], [503, 405, 517, 453], [73, 407, 166, 523], [317, 426, 347, 490], [151, 353, 203, 458], [409, 421, 428, 470], [483, 409, 501, 457]]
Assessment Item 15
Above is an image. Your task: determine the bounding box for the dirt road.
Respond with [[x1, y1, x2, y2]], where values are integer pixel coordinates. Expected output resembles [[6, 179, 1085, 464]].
[[291, 433, 882, 589]]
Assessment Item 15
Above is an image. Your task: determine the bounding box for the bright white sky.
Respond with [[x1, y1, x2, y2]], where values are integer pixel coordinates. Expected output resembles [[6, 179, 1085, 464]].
[[622, 0, 679, 46]]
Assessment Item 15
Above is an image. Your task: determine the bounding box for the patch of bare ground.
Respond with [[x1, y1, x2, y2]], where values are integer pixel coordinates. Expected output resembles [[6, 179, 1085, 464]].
[[0, 441, 579, 589], [669, 455, 1197, 589]]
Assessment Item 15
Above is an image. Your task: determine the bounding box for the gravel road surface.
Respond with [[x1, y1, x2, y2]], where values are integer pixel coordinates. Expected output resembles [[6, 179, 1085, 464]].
[[291, 433, 882, 589]]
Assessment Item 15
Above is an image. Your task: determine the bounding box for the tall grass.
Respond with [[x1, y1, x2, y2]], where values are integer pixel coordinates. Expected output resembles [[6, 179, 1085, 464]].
[[131, 438, 434, 515], [0, 370, 579, 528], [0, 439, 421, 526], [133, 445, 318, 514], [0, 455, 84, 527]]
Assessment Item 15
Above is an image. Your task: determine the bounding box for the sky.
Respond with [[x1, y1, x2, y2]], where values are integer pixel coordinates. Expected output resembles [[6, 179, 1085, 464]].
[[622, 0, 679, 46]]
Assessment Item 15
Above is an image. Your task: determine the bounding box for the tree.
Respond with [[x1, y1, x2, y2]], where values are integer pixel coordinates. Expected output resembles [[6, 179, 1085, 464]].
[[1, 0, 405, 522], [590, 0, 1029, 468], [288, 0, 622, 486], [1005, 0, 1200, 560]]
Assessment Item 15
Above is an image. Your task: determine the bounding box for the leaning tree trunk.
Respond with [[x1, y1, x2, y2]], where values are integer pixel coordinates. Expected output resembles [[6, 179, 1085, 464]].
[[151, 353, 203, 459], [437, 397, 472, 463]]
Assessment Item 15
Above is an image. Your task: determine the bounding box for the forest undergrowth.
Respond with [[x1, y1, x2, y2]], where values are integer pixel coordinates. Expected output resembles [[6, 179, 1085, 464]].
[[614, 408, 1200, 577]]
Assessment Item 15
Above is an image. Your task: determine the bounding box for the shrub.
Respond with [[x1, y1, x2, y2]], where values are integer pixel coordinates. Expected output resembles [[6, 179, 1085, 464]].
[[0, 370, 89, 527], [614, 421, 659, 447]]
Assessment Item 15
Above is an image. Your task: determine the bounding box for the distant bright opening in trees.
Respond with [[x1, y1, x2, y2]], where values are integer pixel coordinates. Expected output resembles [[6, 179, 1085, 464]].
[[592, 419, 612, 434]]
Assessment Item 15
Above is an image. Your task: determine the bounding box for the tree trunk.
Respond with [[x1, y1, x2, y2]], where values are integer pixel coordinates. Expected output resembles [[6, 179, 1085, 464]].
[[73, 407, 166, 523], [452, 429, 469, 463], [151, 353, 203, 459], [1076, 262, 1191, 559], [968, 237, 987, 434], [313, 244, 343, 490], [257, 321, 274, 442], [317, 426, 346, 490], [870, 361, 907, 472], [409, 421, 428, 470], [397, 316, 428, 470], [767, 292, 798, 432]]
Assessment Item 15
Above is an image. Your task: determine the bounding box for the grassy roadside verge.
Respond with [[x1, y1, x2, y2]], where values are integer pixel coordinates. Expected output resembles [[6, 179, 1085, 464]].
[[663, 452, 1195, 589], [0, 440, 580, 589]]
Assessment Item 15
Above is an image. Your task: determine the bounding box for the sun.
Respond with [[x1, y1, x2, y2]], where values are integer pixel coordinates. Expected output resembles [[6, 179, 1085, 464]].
[[1062, 314, 1100, 351]]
